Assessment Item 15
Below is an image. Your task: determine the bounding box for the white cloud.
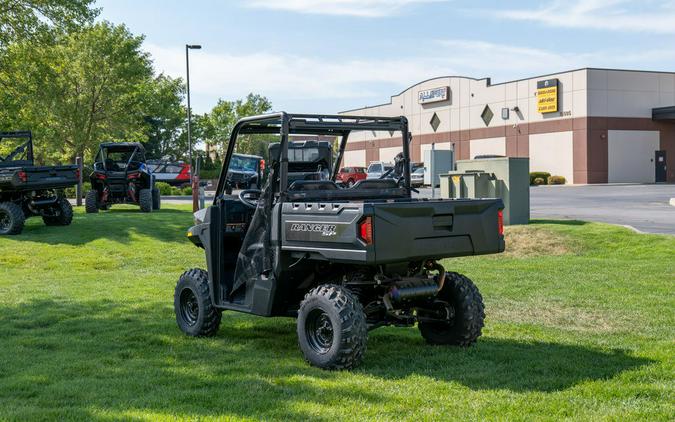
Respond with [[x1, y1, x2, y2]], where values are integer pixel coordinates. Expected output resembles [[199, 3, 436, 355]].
[[494, 0, 675, 33], [246, 0, 447, 17], [148, 39, 675, 113]]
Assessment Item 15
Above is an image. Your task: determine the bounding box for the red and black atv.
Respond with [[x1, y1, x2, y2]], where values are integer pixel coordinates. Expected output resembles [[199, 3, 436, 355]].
[[85, 143, 160, 213]]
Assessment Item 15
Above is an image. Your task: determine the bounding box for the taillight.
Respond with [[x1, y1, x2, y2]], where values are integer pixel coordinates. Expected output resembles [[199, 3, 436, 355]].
[[358, 216, 373, 245], [127, 172, 140, 179], [17, 171, 27, 183], [95, 172, 107, 180], [260, 159, 265, 171], [498, 209, 504, 236]]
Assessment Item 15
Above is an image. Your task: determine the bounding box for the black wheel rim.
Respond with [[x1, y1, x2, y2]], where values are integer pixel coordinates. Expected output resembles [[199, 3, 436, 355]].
[[305, 308, 334, 354], [179, 288, 200, 326], [0, 210, 10, 233]]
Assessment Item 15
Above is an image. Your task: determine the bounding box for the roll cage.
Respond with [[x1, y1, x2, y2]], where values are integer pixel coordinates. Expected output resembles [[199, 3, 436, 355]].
[[0, 131, 34, 167], [215, 113, 412, 201], [93, 143, 146, 172]]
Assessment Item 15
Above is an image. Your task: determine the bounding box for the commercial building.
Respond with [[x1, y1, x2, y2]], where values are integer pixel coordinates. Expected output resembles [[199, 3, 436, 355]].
[[339, 68, 675, 183]]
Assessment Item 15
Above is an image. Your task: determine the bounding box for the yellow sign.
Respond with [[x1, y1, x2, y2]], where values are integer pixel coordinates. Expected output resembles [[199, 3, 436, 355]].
[[537, 79, 558, 113]]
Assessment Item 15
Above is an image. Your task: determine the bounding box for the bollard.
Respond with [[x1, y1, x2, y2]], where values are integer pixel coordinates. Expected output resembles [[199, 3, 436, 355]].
[[76, 157, 83, 206], [192, 175, 200, 212]]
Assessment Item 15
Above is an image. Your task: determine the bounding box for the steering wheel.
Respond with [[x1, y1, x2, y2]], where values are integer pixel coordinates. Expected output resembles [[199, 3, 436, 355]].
[[238, 189, 262, 209]]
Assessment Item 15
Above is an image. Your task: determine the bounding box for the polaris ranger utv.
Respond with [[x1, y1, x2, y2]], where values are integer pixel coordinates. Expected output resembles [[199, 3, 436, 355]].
[[86, 143, 160, 213], [175, 113, 505, 370], [0, 131, 77, 235]]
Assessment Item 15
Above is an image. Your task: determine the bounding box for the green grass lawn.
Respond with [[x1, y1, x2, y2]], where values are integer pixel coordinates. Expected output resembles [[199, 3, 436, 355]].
[[0, 205, 673, 421]]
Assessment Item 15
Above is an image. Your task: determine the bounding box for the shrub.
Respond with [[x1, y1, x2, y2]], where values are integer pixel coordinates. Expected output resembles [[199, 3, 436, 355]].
[[64, 182, 92, 198], [530, 172, 551, 185], [181, 186, 192, 196], [170, 187, 183, 196], [199, 169, 222, 180], [533, 177, 545, 186], [155, 182, 173, 195], [548, 175, 566, 185]]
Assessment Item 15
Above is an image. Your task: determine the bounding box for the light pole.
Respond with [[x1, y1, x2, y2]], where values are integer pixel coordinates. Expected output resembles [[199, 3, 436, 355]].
[[185, 44, 201, 182]]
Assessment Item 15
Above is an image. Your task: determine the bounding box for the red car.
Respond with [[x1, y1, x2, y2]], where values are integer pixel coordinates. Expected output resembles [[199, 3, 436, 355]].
[[337, 166, 367, 187]]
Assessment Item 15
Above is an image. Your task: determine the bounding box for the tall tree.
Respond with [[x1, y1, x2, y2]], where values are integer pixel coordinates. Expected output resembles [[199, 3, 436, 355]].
[[0, 0, 97, 49], [1, 22, 155, 163], [141, 74, 188, 160], [201, 93, 273, 157]]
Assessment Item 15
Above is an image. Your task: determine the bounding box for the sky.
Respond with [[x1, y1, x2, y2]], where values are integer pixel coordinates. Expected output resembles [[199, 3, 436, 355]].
[[96, 0, 675, 114]]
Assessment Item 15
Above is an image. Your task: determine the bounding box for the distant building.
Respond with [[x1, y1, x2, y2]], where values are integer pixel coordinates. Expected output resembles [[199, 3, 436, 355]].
[[340, 68, 675, 183]]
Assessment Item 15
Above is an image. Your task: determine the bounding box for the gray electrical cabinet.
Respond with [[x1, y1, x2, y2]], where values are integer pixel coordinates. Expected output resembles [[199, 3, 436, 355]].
[[424, 149, 454, 187]]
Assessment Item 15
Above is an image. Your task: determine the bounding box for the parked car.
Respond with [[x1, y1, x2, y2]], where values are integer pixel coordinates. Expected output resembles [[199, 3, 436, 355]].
[[147, 160, 191, 187], [411, 166, 425, 187], [225, 153, 263, 189], [366, 161, 394, 179], [336, 166, 367, 187]]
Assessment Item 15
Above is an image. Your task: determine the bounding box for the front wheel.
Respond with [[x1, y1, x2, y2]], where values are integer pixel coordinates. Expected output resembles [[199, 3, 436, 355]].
[[297, 284, 368, 370], [85, 190, 99, 214], [174, 269, 222, 337], [152, 187, 161, 210], [139, 188, 153, 213], [43, 197, 73, 226], [418, 272, 485, 346], [0, 202, 25, 235]]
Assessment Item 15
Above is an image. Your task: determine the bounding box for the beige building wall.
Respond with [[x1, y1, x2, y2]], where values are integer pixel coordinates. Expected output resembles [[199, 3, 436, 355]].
[[608, 130, 660, 183], [342, 150, 366, 167], [469, 137, 506, 159], [379, 146, 403, 163], [529, 132, 574, 183]]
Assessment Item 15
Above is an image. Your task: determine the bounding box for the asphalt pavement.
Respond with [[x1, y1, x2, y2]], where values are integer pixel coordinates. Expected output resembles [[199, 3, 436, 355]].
[[124, 183, 675, 236]]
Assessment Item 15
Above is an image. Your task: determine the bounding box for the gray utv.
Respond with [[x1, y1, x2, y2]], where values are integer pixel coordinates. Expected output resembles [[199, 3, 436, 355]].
[[175, 113, 505, 370]]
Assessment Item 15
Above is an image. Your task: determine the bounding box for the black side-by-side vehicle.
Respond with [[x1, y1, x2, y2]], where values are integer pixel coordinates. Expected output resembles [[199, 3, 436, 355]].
[[86, 142, 160, 213], [174, 113, 505, 370], [0, 131, 77, 235]]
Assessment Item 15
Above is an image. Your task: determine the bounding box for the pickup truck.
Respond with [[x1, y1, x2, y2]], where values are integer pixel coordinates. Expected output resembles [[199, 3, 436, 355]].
[[0, 131, 78, 235], [174, 113, 504, 370]]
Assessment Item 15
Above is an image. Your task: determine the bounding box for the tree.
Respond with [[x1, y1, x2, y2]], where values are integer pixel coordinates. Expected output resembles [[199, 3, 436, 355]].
[[1, 22, 155, 163], [201, 93, 273, 157], [141, 74, 188, 160], [0, 0, 98, 49]]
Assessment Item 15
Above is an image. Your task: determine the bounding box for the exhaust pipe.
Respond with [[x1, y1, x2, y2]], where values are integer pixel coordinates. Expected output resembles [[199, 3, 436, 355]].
[[382, 260, 446, 310]]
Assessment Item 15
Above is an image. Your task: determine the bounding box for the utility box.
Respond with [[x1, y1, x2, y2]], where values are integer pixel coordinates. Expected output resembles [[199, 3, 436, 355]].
[[424, 149, 454, 187], [453, 157, 530, 225]]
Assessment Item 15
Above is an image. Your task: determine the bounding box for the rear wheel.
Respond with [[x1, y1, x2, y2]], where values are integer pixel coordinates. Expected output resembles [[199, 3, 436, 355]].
[[43, 197, 73, 226], [85, 190, 99, 214], [139, 188, 153, 212], [0, 202, 25, 235], [297, 284, 367, 370], [418, 272, 485, 346], [152, 187, 161, 210], [174, 269, 221, 337]]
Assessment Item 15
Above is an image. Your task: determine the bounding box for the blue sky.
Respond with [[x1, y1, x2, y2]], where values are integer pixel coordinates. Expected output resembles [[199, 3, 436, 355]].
[[96, 0, 675, 114]]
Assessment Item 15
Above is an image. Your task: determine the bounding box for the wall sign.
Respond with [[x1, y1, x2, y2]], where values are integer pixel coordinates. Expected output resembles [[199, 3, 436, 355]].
[[418, 86, 449, 104], [537, 78, 558, 113]]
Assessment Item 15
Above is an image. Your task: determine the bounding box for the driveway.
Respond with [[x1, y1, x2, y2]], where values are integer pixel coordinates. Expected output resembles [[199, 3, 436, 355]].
[[530, 184, 675, 235]]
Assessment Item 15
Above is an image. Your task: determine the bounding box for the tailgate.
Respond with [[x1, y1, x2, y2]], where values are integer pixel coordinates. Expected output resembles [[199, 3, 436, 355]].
[[11, 165, 79, 190], [372, 198, 505, 263]]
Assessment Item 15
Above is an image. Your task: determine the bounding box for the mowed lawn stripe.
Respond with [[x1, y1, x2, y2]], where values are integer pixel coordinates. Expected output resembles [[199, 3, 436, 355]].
[[0, 205, 673, 421]]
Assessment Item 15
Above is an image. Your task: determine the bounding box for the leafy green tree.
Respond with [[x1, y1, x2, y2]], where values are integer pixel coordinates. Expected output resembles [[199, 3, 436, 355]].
[[142, 75, 188, 160], [1, 22, 155, 163], [0, 0, 98, 49], [201, 93, 273, 157]]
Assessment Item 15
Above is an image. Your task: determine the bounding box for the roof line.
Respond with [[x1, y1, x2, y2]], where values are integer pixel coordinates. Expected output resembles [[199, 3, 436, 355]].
[[340, 67, 675, 114]]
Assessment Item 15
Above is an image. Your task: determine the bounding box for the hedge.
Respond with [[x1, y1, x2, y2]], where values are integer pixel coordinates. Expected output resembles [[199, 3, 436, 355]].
[[548, 175, 566, 185], [529, 172, 551, 185]]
